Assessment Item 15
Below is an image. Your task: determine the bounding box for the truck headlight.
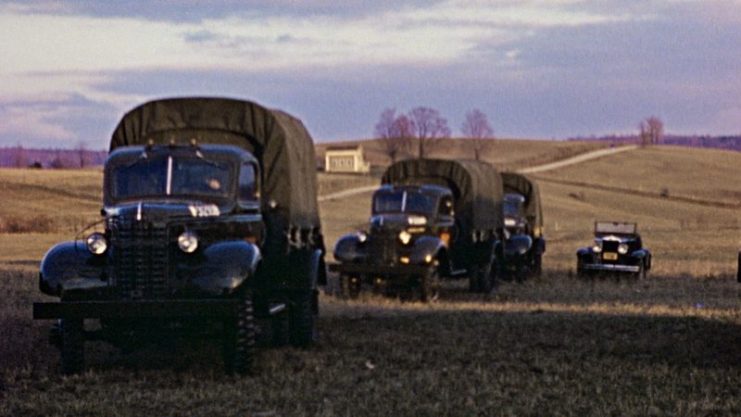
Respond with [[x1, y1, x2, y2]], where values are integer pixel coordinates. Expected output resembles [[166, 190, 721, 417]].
[[504, 218, 516, 227], [356, 231, 368, 243], [178, 231, 199, 253], [398, 230, 412, 245], [86, 232, 108, 255], [618, 243, 629, 254], [592, 241, 602, 253]]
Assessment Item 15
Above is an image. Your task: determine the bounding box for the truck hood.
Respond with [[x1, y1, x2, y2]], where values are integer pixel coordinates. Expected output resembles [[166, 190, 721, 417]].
[[105, 200, 231, 221]]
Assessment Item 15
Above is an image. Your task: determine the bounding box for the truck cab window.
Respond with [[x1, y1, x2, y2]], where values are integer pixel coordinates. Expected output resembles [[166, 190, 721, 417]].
[[239, 163, 257, 203]]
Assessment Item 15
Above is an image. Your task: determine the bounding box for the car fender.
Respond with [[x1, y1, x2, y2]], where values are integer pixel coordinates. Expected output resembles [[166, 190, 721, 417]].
[[333, 233, 367, 263], [186, 240, 261, 295], [40, 241, 108, 296], [631, 249, 651, 269], [576, 247, 593, 261]]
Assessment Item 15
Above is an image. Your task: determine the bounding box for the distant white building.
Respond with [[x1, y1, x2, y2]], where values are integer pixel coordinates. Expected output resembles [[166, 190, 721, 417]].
[[324, 145, 370, 173]]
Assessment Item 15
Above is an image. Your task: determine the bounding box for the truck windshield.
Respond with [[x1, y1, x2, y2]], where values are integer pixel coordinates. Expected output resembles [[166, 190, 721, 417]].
[[374, 190, 436, 214], [112, 156, 232, 201], [503, 193, 525, 217]]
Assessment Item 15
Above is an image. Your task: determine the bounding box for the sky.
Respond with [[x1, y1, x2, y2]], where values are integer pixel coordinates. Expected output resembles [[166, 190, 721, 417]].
[[0, 0, 740, 149]]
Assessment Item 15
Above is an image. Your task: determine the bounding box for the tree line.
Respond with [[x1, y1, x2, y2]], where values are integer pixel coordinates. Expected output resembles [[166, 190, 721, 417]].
[[375, 107, 666, 162]]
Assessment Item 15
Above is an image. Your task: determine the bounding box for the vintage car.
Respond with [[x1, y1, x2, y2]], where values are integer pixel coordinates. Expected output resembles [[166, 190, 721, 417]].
[[501, 172, 546, 280], [331, 159, 504, 300], [33, 98, 326, 375], [576, 221, 651, 278]]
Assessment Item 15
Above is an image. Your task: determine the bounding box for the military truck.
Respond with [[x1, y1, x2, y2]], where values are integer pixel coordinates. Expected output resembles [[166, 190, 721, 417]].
[[33, 97, 326, 375], [501, 172, 545, 280], [331, 159, 504, 300]]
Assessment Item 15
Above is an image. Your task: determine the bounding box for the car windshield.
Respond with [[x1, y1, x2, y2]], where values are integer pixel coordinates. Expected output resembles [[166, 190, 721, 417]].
[[374, 190, 437, 214], [111, 155, 232, 201]]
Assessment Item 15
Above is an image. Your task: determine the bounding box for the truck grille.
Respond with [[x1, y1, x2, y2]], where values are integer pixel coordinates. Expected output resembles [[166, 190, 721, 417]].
[[109, 217, 170, 299], [368, 233, 398, 265]]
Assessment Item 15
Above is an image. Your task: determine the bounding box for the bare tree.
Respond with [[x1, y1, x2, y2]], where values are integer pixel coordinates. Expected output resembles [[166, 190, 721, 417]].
[[11, 143, 29, 168], [408, 107, 451, 158], [639, 116, 664, 146], [461, 109, 494, 160], [76, 140, 88, 168], [374, 108, 411, 163]]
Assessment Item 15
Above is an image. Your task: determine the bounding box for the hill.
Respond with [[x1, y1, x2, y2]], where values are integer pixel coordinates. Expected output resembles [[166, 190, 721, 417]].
[[1, 142, 740, 416]]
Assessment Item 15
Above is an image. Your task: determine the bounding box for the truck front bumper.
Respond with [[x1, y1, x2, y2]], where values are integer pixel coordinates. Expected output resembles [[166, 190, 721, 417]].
[[33, 300, 239, 320], [328, 262, 431, 277]]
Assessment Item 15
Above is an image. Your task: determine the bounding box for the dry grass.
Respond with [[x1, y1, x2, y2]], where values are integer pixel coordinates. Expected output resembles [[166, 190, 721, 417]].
[[316, 138, 606, 171], [1, 143, 741, 416]]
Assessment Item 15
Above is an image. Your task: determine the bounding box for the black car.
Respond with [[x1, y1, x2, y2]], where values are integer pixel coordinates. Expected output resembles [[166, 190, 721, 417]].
[[576, 221, 651, 278], [501, 173, 546, 280], [330, 158, 504, 301], [33, 98, 326, 375]]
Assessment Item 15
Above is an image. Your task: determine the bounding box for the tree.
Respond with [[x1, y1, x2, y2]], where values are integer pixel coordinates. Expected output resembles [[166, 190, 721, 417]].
[[11, 143, 28, 168], [76, 141, 88, 168], [639, 116, 664, 146], [461, 109, 494, 160], [374, 108, 411, 163], [408, 107, 451, 158]]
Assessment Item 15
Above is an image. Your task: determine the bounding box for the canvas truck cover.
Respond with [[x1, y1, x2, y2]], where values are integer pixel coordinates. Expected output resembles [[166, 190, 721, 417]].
[[502, 172, 543, 232], [382, 159, 503, 237], [109, 97, 321, 247]]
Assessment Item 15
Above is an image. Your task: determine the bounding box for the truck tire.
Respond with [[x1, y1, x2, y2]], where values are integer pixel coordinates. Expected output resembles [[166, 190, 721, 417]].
[[468, 270, 480, 293], [289, 290, 317, 348], [60, 318, 84, 375], [224, 291, 256, 375], [476, 261, 495, 293], [532, 253, 543, 278], [420, 268, 441, 303]]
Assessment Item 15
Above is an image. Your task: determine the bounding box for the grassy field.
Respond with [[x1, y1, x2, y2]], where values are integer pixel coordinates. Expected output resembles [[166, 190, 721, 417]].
[[1, 144, 740, 416], [316, 138, 606, 171]]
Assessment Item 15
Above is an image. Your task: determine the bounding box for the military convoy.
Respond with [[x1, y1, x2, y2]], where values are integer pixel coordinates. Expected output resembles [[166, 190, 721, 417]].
[[29, 96, 670, 377], [33, 98, 326, 374], [331, 159, 504, 300]]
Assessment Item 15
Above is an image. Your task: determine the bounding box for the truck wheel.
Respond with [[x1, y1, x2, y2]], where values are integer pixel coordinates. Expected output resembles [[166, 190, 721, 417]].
[[532, 253, 543, 278], [576, 258, 586, 278], [420, 269, 441, 303], [224, 291, 256, 375], [468, 270, 481, 293], [637, 261, 648, 280], [477, 261, 494, 293], [60, 318, 84, 375], [340, 274, 361, 299], [289, 290, 317, 348]]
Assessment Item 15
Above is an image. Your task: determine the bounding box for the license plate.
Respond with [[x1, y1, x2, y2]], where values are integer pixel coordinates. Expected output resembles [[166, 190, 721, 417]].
[[603, 252, 618, 261]]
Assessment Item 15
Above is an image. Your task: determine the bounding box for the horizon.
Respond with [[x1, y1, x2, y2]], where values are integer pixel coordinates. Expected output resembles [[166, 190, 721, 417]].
[[1, 1, 740, 149]]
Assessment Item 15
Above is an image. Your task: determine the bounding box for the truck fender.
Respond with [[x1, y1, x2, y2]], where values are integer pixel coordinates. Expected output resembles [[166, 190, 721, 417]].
[[408, 235, 446, 265], [333, 233, 367, 263], [309, 249, 326, 287], [39, 241, 108, 296], [535, 237, 546, 254], [188, 241, 261, 295], [504, 235, 534, 257]]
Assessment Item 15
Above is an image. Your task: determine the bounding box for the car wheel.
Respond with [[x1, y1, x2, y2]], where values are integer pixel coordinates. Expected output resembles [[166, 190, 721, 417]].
[[576, 257, 586, 278], [271, 310, 290, 347], [340, 274, 361, 299], [60, 318, 84, 375], [223, 290, 256, 375], [289, 289, 318, 348], [420, 268, 441, 303], [468, 268, 481, 293]]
